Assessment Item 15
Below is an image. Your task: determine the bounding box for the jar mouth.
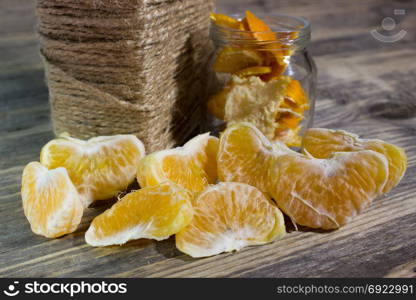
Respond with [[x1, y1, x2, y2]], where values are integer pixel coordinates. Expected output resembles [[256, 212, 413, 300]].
[[211, 13, 311, 51]]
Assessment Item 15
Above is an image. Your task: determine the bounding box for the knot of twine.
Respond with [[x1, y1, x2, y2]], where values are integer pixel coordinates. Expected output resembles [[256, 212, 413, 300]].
[[37, 0, 215, 152]]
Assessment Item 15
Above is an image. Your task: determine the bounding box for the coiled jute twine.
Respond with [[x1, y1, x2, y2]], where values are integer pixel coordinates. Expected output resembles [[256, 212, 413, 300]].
[[37, 0, 215, 152]]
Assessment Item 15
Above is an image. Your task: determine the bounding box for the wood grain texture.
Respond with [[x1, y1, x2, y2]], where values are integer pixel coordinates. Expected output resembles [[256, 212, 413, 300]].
[[0, 0, 415, 278]]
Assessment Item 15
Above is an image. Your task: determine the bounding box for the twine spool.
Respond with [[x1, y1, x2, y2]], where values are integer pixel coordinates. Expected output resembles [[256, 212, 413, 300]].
[[36, 0, 215, 152]]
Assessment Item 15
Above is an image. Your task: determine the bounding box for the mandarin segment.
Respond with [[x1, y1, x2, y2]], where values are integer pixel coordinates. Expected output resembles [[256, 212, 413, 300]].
[[40, 134, 145, 207], [218, 123, 292, 192], [217, 123, 390, 229], [268, 151, 389, 229], [85, 182, 193, 246], [303, 128, 407, 193], [175, 182, 286, 258], [21, 162, 83, 238], [137, 133, 219, 193]]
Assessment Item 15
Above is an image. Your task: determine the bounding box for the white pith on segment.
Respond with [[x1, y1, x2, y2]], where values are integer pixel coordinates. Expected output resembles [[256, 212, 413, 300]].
[[85, 182, 193, 247]]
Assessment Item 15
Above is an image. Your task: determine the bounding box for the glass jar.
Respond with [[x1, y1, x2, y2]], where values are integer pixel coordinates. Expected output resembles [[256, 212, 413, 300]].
[[205, 13, 316, 148]]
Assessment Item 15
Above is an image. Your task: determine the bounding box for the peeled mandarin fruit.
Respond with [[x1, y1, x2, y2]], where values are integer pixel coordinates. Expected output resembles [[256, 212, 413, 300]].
[[218, 123, 293, 192], [137, 133, 218, 193], [214, 47, 264, 73], [268, 150, 388, 229], [303, 128, 407, 193], [218, 123, 390, 229], [176, 182, 286, 258], [85, 182, 193, 246], [21, 162, 83, 238], [40, 134, 145, 207], [210, 12, 240, 29]]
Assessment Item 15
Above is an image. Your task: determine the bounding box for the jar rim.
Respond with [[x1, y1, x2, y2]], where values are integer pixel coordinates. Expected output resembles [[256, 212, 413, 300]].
[[210, 13, 311, 50]]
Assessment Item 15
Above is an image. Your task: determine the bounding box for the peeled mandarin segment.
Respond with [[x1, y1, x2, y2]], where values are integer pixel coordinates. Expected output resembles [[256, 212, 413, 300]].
[[218, 123, 292, 192], [364, 140, 407, 192], [21, 162, 83, 238], [234, 66, 272, 77], [213, 47, 264, 73], [175, 182, 286, 258], [210, 12, 241, 29], [137, 133, 219, 193], [268, 151, 389, 229], [85, 182, 193, 246], [303, 129, 363, 157], [223, 75, 291, 141], [40, 135, 145, 207], [217, 123, 389, 229], [302, 128, 407, 193]]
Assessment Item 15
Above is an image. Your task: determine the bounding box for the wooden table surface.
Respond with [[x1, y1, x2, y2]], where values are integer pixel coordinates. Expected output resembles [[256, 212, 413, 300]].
[[1, 0, 415, 278]]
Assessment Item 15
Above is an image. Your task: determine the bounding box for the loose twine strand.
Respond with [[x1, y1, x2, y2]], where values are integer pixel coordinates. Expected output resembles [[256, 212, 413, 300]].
[[37, 0, 215, 152]]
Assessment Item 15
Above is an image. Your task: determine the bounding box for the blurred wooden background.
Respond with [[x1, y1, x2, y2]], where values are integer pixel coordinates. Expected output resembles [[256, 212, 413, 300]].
[[0, 0, 415, 277]]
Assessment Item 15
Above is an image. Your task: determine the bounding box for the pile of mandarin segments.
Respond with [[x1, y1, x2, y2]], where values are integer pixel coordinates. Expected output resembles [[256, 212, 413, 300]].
[[21, 12, 407, 258]]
